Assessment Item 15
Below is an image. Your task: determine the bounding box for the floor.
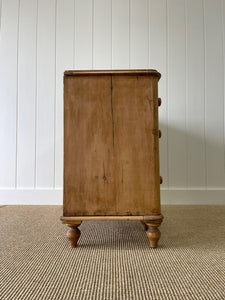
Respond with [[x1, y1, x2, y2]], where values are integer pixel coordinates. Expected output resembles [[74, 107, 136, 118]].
[[1, 205, 225, 300]]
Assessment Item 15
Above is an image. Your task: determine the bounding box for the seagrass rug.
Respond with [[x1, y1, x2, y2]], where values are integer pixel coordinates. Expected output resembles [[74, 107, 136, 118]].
[[1, 205, 224, 300]]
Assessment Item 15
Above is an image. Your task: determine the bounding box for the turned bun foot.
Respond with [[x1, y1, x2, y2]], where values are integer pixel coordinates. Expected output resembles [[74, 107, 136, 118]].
[[144, 214, 163, 248], [146, 227, 161, 248], [140, 220, 148, 231], [66, 222, 82, 247]]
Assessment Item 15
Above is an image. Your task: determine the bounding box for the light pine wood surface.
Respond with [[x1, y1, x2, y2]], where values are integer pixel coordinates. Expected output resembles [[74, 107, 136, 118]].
[[62, 70, 163, 248]]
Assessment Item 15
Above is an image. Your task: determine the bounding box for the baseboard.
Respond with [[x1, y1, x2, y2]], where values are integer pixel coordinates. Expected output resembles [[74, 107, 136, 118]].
[[0, 189, 63, 205], [0, 189, 224, 205], [160, 190, 225, 205]]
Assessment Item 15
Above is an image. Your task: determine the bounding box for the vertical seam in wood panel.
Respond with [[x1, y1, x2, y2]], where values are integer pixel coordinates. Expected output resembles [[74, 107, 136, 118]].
[[53, 0, 57, 188], [34, 0, 38, 189], [73, 0, 76, 69], [148, 0, 150, 68], [110, 75, 115, 149], [92, 0, 94, 69], [15, 0, 21, 188], [128, 0, 131, 69], [202, 0, 207, 189], [184, 0, 188, 189], [166, 0, 169, 189], [221, 0, 225, 181]]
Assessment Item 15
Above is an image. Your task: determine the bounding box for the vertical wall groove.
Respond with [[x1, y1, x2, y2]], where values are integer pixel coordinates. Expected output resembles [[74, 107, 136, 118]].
[[91, 0, 95, 70], [15, 0, 21, 188], [148, 0, 150, 68], [110, 0, 112, 68], [128, 0, 130, 68], [53, 0, 57, 188], [221, 0, 225, 176], [73, 0, 76, 69], [166, 0, 169, 189], [34, 0, 38, 188], [202, 0, 207, 189], [184, 0, 188, 189]]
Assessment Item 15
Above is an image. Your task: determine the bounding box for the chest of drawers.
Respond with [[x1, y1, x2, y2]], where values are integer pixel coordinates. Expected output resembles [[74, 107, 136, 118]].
[[60, 70, 163, 248]]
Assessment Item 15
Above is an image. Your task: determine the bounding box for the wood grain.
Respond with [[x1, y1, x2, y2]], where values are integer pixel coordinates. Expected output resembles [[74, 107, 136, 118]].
[[61, 215, 158, 221], [63, 70, 161, 217]]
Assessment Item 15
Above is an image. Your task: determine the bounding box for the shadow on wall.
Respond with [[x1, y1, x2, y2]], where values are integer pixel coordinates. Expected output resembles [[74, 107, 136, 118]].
[[158, 121, 225, 189]]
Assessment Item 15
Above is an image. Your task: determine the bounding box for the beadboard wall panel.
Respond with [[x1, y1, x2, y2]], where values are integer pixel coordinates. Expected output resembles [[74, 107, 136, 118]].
[[74, 0, 92, 70], [204, 0, 225, 188], [0, 0, 225, 204], [112, 0, 130, 69], [36, 0, 56, 188], [93, 0, 111, 69], [130, 0, 149, 68], [0, 0, 19, 188], [55, 0, 74, 188], [149, 0, 168, 188], [186, 0, 206, 188], [17, 0, 37, 188], [167, 0, 187, 188]]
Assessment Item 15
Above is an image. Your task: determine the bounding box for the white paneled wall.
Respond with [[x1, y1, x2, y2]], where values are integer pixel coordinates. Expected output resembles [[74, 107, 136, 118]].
[[0, 0, 225, 204]]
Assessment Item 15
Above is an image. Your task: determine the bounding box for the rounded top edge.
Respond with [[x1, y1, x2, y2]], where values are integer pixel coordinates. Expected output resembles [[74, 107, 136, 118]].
[[64, 69, 161, 79]]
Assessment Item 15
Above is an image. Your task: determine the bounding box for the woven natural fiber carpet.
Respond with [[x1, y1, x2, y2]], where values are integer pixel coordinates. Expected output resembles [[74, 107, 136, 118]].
[[0, 206, 224, 300]]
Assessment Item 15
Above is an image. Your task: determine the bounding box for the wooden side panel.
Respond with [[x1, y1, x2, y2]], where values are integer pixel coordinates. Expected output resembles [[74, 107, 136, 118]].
[[112, 75, 160, 214], [63, 74, 160, 216], [64, 75, 115, 216]]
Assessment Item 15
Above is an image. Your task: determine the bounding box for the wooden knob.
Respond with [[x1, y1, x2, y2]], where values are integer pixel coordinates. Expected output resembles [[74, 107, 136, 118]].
[[160, 176, 163, 184], [159, 130, 161, 138], [158, 98, 161, 106]]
